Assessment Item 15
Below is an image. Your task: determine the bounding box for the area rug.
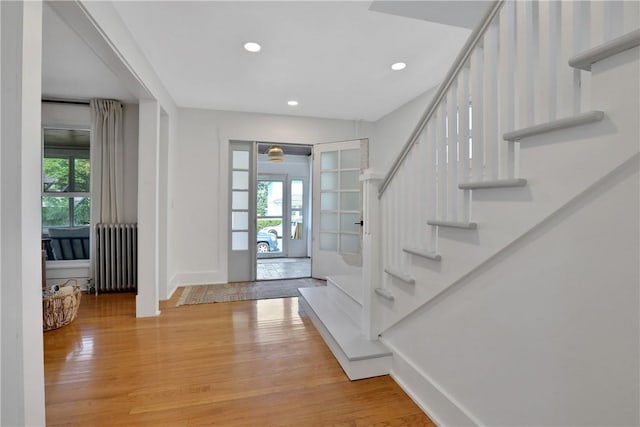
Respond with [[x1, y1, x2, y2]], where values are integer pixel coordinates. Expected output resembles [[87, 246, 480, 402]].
[[176, 278, 325, 306]]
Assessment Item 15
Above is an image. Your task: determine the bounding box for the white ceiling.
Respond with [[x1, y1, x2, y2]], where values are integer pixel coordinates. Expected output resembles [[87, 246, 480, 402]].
[[369, 1, 492, 29], [42, 3, 137, 103], [43, 1, 479, 122]]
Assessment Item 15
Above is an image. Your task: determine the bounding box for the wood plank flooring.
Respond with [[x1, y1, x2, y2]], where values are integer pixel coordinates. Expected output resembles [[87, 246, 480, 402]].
[[44, 287, 433, 426]]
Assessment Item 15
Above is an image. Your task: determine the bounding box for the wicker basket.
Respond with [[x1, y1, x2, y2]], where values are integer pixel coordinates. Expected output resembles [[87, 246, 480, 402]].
[[43, 281, 82, 332]]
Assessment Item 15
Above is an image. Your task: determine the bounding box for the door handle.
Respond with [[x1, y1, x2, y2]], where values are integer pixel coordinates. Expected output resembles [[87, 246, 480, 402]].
[[355, 220, 364, 226]]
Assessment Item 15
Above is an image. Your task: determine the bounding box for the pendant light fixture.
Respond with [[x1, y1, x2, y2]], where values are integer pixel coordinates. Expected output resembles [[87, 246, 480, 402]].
[[267, 144, 284, 162]]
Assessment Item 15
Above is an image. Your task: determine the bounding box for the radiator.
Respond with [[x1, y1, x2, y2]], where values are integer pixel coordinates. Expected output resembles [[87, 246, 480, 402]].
[[95, 223, 137, 293]]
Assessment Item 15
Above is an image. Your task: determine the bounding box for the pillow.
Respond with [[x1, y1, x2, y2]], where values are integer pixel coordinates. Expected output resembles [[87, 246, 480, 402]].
[[48, 227, 90, 260], [48, 227, 89, 239]]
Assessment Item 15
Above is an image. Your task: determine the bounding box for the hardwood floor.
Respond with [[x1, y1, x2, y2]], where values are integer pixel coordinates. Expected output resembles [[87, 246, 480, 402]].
[[44, 288, 433, 426]]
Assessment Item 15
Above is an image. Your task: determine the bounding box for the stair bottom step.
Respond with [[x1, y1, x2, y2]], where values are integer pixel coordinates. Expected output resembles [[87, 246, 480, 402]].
[[299, 287, 391, 380], [327, 275, 363, 329]]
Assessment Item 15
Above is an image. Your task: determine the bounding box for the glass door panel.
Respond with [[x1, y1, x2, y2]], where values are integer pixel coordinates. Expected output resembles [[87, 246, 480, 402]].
[[257, 176, 285, 257]]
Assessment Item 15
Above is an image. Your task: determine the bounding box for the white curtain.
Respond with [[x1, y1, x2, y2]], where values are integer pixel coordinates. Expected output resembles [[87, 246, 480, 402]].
[[90, 99, 124, 223]]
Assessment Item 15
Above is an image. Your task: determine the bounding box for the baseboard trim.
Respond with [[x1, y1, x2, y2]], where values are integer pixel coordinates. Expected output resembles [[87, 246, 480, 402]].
[[173, 270, 224, 287], [164, 278, 179, 301], [382, 339, 481, 427]]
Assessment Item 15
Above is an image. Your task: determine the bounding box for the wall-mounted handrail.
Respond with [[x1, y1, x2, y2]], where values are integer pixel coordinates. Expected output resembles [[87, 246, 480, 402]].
[[378, 0, 505, 197]]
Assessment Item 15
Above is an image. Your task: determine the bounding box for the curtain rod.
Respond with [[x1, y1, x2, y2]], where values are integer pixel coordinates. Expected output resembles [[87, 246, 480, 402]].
[[42, 98, 90, 106]]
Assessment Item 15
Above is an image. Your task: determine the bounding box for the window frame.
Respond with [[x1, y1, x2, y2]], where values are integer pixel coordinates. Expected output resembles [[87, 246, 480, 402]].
[[41, 126, 92, 233]]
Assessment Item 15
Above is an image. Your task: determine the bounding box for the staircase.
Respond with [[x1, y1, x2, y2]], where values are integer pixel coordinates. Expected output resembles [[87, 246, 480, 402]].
[[300, 1, 639, 424]]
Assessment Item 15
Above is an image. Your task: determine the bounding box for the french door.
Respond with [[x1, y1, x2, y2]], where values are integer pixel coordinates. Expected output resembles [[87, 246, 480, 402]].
[[311, 139, 367, 279], [257, 174, 308, 259]]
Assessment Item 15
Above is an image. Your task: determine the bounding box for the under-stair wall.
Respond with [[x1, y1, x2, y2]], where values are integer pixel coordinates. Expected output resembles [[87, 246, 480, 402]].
[[370, 0, 639, 425], [386, 151, 639, 426]]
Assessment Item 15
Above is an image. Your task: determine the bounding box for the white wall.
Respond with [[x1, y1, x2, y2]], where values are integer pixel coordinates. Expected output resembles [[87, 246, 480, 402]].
[[0, 2, 46, 424], [170, 87, 445, 291], [370, 86, 437, 173], [378, 45, 640, 426], [171, 108, 372, 292], [386, 157, 639, 426], [257, 152, 310, 177]]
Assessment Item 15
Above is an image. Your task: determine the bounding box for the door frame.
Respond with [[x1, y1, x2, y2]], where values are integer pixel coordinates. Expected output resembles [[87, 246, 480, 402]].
[[226, 139, 315, 282]]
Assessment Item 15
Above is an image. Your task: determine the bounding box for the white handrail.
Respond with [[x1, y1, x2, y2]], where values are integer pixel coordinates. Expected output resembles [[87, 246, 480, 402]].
[[378, 0, 504, 197]]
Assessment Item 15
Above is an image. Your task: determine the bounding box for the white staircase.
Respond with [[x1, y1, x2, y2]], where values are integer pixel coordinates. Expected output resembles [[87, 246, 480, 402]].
[[300, 7, 640, 424], [299, 274, 391, 380], [373, 1, 640, 335]]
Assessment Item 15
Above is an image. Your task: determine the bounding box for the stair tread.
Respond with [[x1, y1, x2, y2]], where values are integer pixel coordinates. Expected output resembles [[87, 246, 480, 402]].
[[427, 220, 478, 229], [374, 288, 395, 301], [403, 247, 442, 261], [384, 267, 415, 285], [503, 111, 604, 142], [327, 274, 363, 305], [299, 287, 391, 361], [569, 29, 640, 71], [459, 178, 527, 189]]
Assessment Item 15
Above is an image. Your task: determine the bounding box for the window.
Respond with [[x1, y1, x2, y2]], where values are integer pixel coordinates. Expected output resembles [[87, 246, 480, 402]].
[[290, 179, 303, 240], [231, 148, 250, 251], [42, 128, 91, 232]]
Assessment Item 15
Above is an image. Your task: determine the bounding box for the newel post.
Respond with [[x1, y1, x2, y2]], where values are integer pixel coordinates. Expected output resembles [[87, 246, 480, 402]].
[[360, 169, 384, 340]]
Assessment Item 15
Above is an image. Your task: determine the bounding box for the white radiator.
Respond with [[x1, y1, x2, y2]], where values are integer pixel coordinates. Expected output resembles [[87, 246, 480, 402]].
[[95, 223, 137, 293]]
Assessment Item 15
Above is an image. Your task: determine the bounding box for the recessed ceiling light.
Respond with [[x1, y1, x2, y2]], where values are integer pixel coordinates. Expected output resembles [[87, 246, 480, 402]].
[[391, 62, 407, 71], [287, 100, 299, 106], [244, 42, 261, 53]]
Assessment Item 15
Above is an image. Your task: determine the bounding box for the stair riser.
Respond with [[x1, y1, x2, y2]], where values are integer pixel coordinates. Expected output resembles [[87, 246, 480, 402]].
[[326, 280, 363, 328]]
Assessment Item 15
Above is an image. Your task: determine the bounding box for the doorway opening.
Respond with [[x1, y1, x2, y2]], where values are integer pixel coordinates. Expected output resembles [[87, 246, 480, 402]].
[[228, 139, 367, 283], [256, 143, 312, 280]]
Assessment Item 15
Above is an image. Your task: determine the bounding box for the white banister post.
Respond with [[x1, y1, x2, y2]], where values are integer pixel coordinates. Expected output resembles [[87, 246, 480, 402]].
[[499, 1, 517, 178], [426, 123, 438, 251], [516, 0, 535, 129], [446, 86, 459, 220], [470, 47, 484, 182], [623, 1, 640, 33], [558, 1, 578, 118], [457, 69, 471, 220], [361, 169, 384, 340], [483, 23, 499, 180], [436, 106, 448, 219]]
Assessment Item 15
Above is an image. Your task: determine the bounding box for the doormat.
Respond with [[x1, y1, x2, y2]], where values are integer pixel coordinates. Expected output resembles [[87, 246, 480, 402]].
[[176, 278, 325, 306]]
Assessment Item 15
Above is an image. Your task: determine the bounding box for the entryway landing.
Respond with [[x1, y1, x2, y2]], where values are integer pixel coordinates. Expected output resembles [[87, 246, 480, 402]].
[[257, 257, 311, 280]]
